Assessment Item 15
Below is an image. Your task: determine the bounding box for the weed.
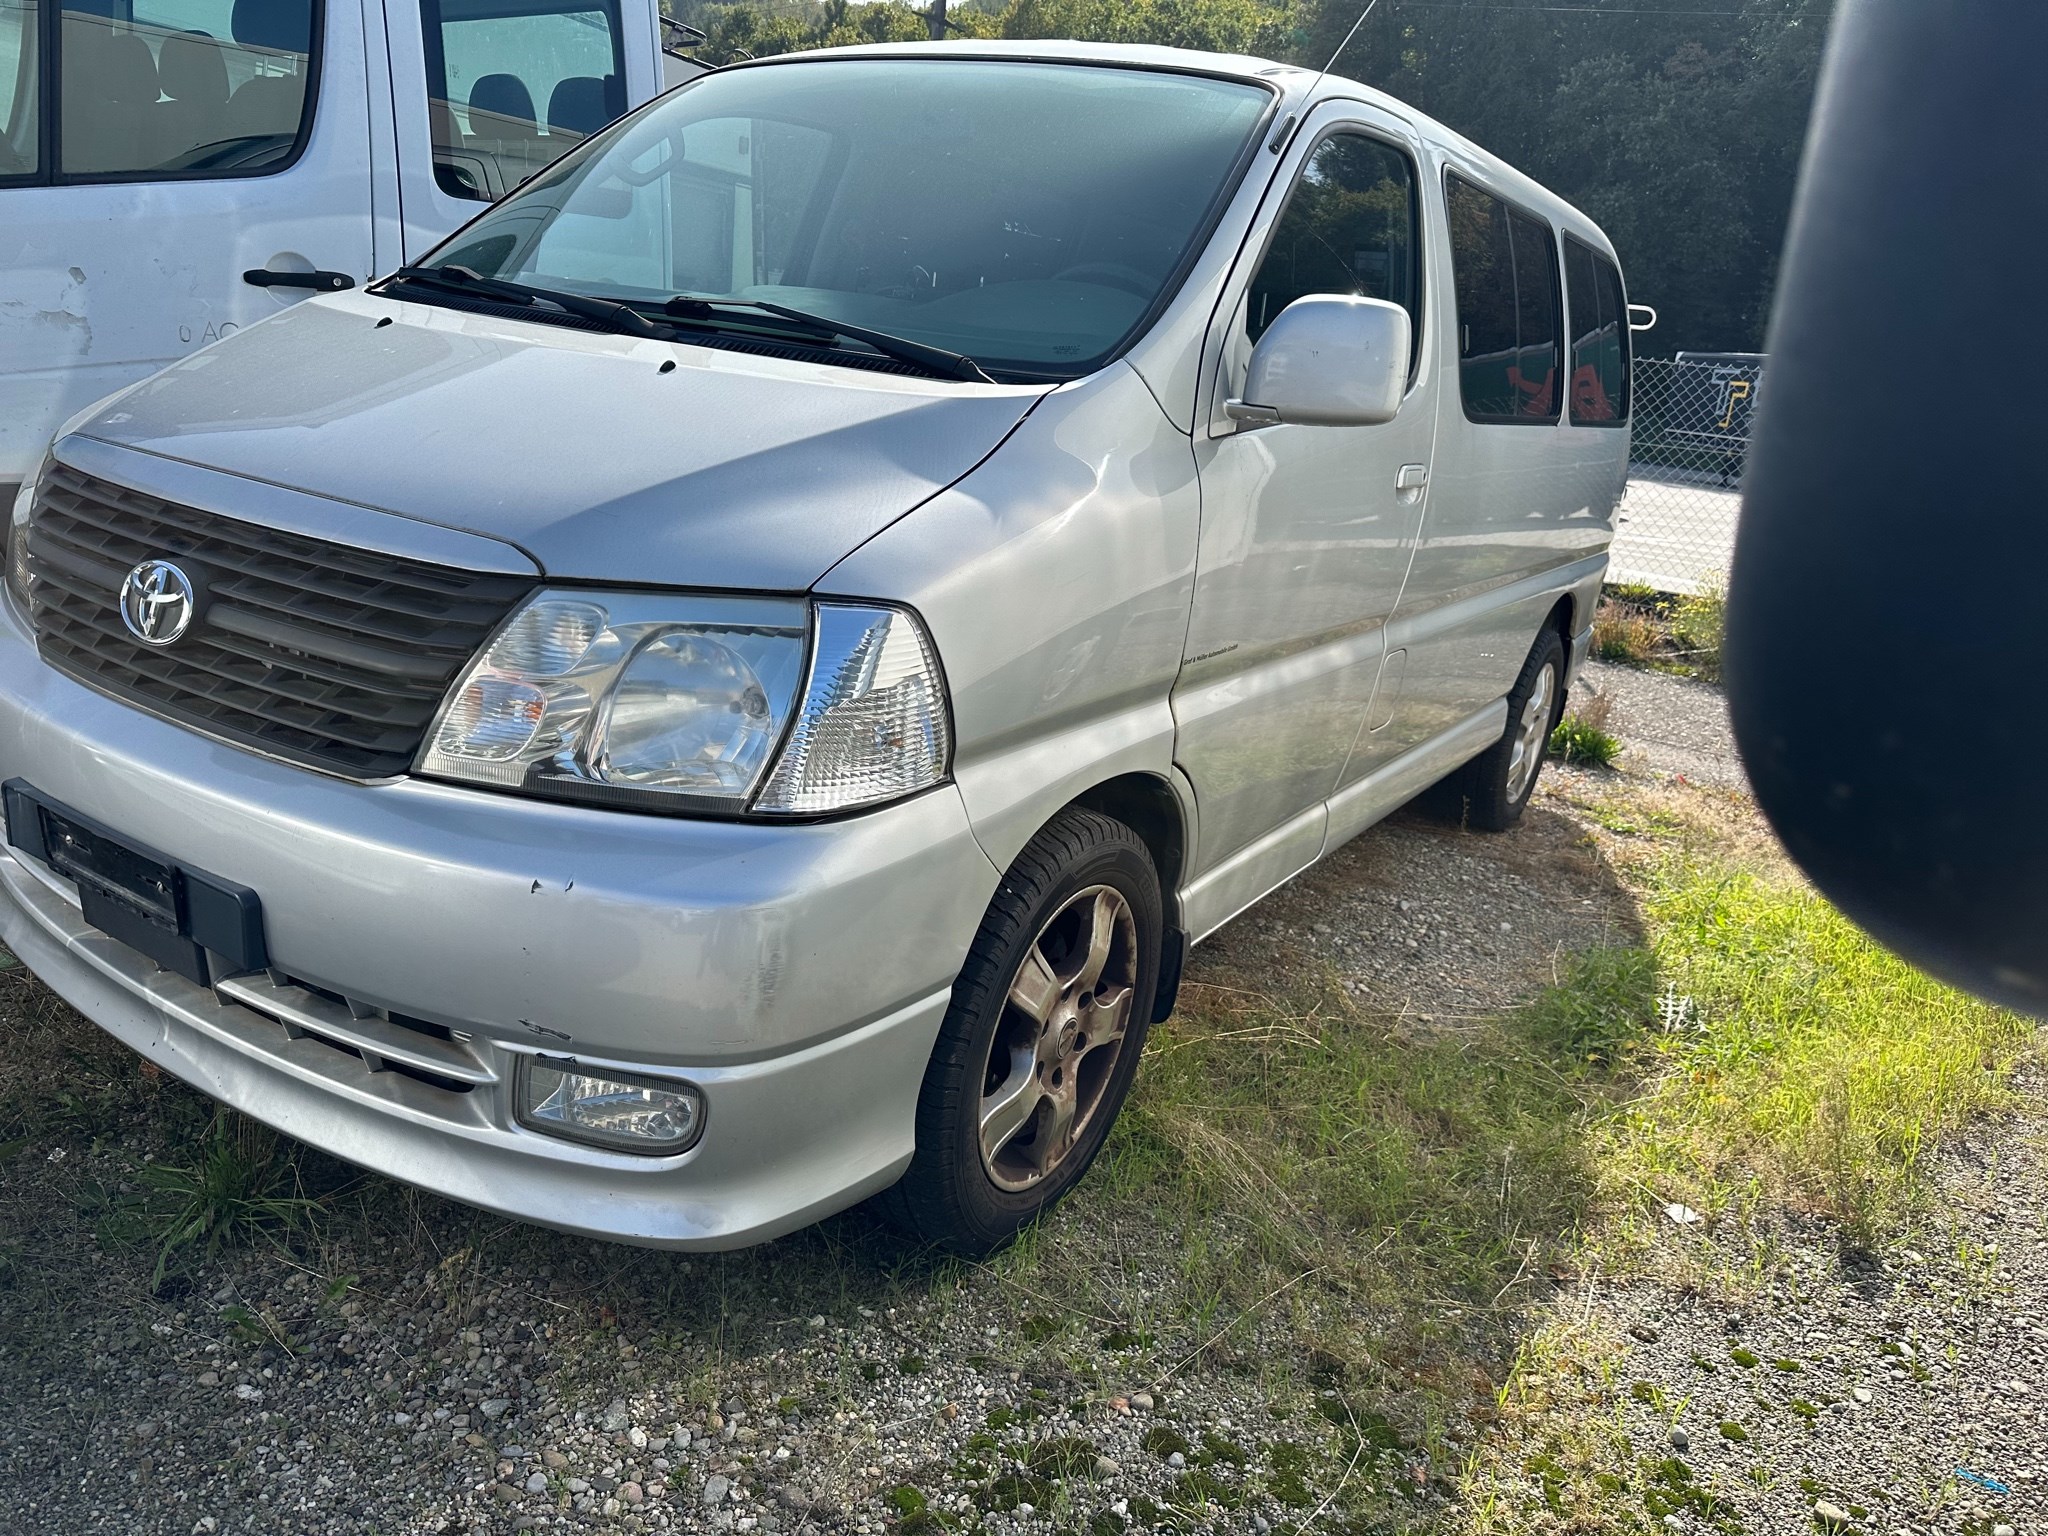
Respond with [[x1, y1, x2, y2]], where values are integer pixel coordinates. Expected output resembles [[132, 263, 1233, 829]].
[[138, 1110, 317, 1286], [1593, 597, 1662, 666], [1552, 706, 1624, 768], [1141, 1426, 1190, 1459], [1267, 1441, 1315, 1507], [1170, 1467, 1242, 1509], [1730, 1347, 1760, 1368], [1669, 584, 1726, 682]]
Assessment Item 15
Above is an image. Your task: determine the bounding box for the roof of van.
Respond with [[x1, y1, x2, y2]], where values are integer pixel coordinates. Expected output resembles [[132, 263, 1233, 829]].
[[730, 40, 1611, 255], [741, 39, 1313, 88]]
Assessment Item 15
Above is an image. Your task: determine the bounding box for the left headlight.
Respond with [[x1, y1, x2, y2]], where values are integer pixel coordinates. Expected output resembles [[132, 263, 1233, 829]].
[[418, 590, 951, 816]]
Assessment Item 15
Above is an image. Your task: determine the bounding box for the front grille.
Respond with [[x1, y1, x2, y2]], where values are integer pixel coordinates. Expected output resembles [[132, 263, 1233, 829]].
[[23, 464, 533, 779]]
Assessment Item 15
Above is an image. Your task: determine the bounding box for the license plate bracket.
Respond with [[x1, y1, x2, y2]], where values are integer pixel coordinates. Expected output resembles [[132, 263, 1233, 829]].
[[3, 780, 267, 986]]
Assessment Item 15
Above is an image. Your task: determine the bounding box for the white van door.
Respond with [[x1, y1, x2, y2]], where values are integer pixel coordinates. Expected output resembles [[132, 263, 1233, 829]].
[[385, 0, 660, 262], [1177, 106, 1441, 898], [0, 0, 379, 494]]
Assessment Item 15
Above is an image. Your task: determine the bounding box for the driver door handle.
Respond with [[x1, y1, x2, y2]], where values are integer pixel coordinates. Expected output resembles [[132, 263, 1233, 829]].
[[1396, 463, 1429, 492], [244, 268, 355, 292]]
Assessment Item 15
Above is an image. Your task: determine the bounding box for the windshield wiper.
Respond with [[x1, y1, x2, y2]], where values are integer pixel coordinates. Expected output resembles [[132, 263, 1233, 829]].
[[381, 265, 665, 340], [664, 295, 996, 384]]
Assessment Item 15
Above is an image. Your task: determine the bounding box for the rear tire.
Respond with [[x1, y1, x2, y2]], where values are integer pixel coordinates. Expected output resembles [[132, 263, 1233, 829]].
[[1440, 627, 1567, 832], [882, 808, 1161, 1256]]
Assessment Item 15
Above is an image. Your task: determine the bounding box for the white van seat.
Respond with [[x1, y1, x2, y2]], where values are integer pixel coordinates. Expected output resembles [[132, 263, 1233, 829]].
[[229, 0, 311, 57], [59, 15, 157, 174], [470, 73, 540, 141], [158, 31, 231, 161], [546, 75, 621, 139]]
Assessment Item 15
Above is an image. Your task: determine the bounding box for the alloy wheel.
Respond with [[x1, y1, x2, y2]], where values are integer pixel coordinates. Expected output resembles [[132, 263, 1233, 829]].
[[978, 884, 1139, 1192], [1505, 659, 1557, 802]]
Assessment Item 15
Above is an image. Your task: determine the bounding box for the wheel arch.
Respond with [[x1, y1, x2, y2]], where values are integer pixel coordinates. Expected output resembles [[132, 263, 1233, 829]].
[[1065, 771, 1189, 930]]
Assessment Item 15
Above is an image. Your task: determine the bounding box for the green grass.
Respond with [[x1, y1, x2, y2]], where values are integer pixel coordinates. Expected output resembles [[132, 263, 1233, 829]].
[[1603, 862, 2030, 1242], [1667, 587, 1726, 683], [1014, 813, 2032, 1531], [1591, 583, 1726, 682], [1551, 713, 1623, 769], [137, 1109, 320, 1285]]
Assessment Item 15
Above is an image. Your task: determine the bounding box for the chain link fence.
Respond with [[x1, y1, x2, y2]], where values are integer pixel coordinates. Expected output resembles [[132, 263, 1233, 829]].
[[1611, 354, 1763, 594]]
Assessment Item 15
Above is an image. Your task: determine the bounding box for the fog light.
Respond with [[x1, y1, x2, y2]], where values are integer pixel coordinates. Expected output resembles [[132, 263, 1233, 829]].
[[517, 1057, 705, 1155]]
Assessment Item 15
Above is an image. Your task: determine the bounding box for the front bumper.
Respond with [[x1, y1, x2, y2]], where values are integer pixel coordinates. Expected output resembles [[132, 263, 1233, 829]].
[[0, 595, 1001, 1247]]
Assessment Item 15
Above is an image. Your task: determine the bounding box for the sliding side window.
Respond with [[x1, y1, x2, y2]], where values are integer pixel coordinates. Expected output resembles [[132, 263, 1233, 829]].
[[422, 0, 626, 202], [1565, 235, 1630, 425], [1446, 172, 1562, 423]]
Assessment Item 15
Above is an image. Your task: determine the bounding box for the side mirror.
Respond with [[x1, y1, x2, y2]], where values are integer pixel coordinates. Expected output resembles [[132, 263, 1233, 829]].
[[1226, 294, 1410, 428]]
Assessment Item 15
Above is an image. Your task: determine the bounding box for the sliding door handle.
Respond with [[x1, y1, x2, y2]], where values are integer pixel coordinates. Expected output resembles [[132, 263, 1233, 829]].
[[1395, 463, 1430, 492], [244, 268, 355, 292]]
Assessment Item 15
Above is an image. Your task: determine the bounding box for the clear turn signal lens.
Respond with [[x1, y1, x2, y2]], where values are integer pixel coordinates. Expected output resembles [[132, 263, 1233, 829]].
[[517, 1057, 705, 1154], [754, 604, 951, 815]]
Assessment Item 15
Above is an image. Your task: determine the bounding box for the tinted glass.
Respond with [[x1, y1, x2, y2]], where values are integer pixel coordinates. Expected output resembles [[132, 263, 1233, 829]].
[[1447, 174, 1519, 418], [0, 0, 35, 178], [432, 61, 1272, 379], [1565, 236, 1629, 424], [423, 0, 625, 202], [59, 0, 316, 178], [1447, 173, 1563, 423], [1508, 206, 1560, 419], [1247, 131, 1419, 360]]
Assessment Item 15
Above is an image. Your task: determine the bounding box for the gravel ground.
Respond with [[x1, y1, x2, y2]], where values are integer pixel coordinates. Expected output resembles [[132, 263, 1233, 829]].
[[2, 662, 2038, 1536], [1575, 1085, 2048, 1536], [1576, 660, 1745, 788], [1195, 795, 1642, 1023]]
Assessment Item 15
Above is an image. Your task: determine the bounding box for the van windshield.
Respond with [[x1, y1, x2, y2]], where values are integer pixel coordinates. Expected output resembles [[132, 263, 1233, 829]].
[[424, 58, 1273, 380]]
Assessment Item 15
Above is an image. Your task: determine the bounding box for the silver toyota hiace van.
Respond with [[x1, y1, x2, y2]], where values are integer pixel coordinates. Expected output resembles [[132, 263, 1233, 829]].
[[0, 41, 1631, 1255]]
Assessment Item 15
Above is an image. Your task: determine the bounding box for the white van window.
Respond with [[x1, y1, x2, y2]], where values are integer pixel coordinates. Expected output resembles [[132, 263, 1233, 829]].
[[1247, 130, 1420, 366], [1447, 172, 1562, 424], [422, 0, 625, 202], [0, 0, 35, 179], [57, 0, 317, 179], [425, 60, 1273, 380], [1565, 236, 1630, 425]]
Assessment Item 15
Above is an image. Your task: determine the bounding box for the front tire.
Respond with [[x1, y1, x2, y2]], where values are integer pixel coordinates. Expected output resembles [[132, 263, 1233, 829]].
[[1442, 627, 1567, 832], [885, 808, 1161, 1256]]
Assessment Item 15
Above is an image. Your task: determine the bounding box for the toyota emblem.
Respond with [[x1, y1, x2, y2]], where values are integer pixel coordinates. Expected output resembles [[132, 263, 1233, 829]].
[[118, 559, 197, 647]]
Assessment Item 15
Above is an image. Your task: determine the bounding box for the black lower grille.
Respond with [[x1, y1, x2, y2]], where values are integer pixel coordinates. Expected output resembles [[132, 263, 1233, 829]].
[[22, 463, 533, 779]]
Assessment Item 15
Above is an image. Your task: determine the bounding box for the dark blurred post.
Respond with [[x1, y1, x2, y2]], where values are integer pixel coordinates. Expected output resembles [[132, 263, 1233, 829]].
[[928, 0, 948, 39], [1728, 0, 2048, 1012]]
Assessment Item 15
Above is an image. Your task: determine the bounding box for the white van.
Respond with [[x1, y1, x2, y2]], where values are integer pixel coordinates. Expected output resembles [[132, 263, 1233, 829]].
[[0, 0, 696, 504], [1, 42, 1631, 1255]]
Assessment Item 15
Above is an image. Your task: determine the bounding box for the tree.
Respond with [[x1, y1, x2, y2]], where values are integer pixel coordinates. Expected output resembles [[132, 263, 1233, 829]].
[[666, 0, 1832, 351]]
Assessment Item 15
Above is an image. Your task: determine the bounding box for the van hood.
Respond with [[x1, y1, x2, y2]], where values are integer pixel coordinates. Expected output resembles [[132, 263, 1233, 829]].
[[74, 295, 1050, 590]]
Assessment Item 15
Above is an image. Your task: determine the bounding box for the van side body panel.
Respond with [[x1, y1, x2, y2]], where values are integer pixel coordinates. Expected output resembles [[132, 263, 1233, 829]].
[[1379, 132, 1626, 752], [817, 362, 1203, 885]]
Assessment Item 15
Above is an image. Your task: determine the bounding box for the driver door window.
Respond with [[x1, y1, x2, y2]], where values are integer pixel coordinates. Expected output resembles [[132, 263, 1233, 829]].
[[1246, 131, 1420, 360]]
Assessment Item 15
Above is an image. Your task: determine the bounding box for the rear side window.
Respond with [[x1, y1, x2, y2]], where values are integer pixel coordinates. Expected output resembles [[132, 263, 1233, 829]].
[[1446, 172, 1562, 423], [1246, 129, 1421, 369], [422, 0, 626, 202], [0, 0, 36, 180], [58, 0, 319, 179], [1565, 236, 1630, 425]]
